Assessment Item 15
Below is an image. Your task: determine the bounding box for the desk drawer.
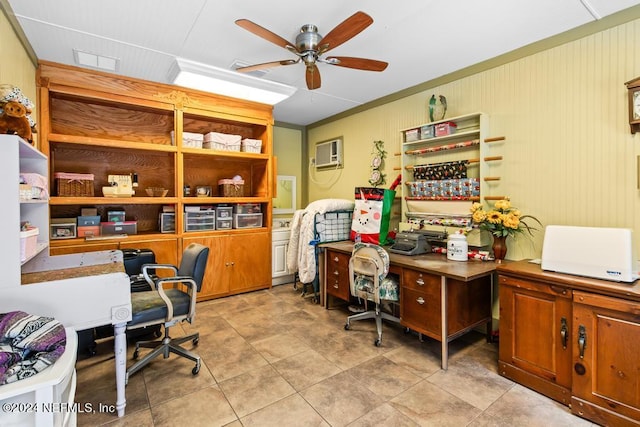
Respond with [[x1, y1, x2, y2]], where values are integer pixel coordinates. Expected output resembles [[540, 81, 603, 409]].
[[326, 250, 350, 301], [402, 268, 440, 291], [402, 287, 441, 337]]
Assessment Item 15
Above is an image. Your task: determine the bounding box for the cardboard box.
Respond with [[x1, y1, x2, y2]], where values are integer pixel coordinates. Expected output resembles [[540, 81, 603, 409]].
[[404, 128, 420, 142], [81, 208, 98, 216], [77, 215, 101, 226], [435, 122, 457, 137], [77, 225, 100, 237]]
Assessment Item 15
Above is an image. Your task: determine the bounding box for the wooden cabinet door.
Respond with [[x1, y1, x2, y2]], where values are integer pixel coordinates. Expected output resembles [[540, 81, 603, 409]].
[[227, 232, 271, 293], [183, 235, 228, 300], [571, 291, 640, 425], [498, 274, 573, 405]]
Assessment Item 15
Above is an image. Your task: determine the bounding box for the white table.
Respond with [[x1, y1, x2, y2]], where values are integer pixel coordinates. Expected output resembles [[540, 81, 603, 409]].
[[0, 250, 131, 418]]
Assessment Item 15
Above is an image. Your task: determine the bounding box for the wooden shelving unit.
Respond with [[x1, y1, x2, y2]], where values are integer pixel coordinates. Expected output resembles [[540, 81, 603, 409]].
[[38, 61, 275, 300]]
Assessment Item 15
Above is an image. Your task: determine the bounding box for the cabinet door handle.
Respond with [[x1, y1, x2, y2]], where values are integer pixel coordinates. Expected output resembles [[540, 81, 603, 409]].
[[560, 317, 568, 349], [333, 256, 339, 262], [333, 282, 339, 289], [416, 297, 425, 305], [333, 270, 339, 276], [578, 325, 587, 359], [416, 278, 425, 286]]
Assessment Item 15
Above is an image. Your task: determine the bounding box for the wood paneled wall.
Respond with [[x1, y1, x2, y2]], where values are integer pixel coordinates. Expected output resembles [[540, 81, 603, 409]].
[[308, 18, 640, 260]]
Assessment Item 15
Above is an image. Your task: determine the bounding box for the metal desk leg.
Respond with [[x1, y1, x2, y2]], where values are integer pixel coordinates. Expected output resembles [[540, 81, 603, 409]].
[[440, 276, 448, 370], [114, 322, 127, 417]]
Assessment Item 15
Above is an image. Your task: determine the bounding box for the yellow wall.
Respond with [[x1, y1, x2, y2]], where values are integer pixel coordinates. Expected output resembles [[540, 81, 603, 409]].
[[273, 125, 303, 215], [308, 17, 640, 260], [0, 7, 37, 144]]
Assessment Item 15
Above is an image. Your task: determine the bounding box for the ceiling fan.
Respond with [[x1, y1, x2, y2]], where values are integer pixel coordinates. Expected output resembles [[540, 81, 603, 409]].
[[235, 11, 388, 90]]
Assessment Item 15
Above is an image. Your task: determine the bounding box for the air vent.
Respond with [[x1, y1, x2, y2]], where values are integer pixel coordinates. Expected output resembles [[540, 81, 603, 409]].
[[73, 49, 119, 72], [231, 60, 268, 78]]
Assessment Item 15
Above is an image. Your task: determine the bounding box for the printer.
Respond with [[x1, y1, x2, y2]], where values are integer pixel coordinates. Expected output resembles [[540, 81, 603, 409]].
[[541, 225, 639, 282]]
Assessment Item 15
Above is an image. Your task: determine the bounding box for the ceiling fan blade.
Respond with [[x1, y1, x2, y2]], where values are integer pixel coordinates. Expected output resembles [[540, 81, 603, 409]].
[[324, 56, 388, 72], [236, 59, 299, 73], [235, 19, 296, 51], [318, 11, 373, 54], [306, 64, 321, 90]]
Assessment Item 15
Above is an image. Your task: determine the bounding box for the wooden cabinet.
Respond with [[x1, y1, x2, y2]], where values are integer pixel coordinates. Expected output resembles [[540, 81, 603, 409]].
[[325, 249, 351, 302], [571, 291, 640, 425], [498, 274, 573, 405], [37, 61, 274, 300], [2, 135, 49, 287], [497, 260, 640, 425], [184, 232, 270, 301]]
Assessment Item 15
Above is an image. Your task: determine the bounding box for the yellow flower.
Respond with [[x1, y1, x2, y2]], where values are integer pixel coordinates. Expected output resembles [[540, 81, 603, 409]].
[[472, 210, 487, 223], [470, 202, 483, 213], [487, 211, 503, 224], [494, 199, 511, 211], [469, 197, 541, 238], [503, 213, 520, 229]]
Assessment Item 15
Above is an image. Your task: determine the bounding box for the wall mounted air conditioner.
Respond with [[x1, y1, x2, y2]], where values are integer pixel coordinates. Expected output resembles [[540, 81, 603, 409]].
[[315, 138, 343, 168]]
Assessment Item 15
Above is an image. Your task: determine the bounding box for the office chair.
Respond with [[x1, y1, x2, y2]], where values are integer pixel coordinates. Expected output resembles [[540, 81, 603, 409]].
[[125, 243, 209, 383], [344, 243, 400, 346]]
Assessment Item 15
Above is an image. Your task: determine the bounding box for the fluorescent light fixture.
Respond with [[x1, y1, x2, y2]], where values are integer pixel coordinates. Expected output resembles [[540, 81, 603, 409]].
[[168, 58, 297, 105]]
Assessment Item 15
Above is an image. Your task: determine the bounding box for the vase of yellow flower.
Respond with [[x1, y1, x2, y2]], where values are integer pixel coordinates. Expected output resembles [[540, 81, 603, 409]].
[[470, 198, 541, 263]]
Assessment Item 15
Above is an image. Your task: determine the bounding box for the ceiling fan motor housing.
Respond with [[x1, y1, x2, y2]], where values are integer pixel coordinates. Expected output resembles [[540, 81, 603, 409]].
[[296, 24, 322, 61]]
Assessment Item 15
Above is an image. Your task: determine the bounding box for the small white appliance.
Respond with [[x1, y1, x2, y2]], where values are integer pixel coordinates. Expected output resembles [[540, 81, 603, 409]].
[[541, 225, 639, 282]]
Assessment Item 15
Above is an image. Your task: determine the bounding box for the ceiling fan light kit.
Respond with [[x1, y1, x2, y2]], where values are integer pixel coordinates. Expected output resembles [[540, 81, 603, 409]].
[[235, 11, 388, 90], [168, 58, 297, 105]]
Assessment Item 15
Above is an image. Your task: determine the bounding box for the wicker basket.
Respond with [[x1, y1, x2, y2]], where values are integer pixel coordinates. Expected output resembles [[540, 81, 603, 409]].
[[54, 172, 95, 197], [218, 179, 244, 197]]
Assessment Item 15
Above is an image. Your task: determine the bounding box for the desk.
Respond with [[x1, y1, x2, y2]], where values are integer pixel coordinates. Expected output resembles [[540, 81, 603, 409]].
[[0, 250, 131, 418], [319, 241, 498, 369]]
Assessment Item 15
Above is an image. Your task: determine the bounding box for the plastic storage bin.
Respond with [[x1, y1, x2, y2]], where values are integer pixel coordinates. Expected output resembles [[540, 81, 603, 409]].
[[184, 211, 215, 231], [20, 227, 39, 262], [233, 213, 263, 229]]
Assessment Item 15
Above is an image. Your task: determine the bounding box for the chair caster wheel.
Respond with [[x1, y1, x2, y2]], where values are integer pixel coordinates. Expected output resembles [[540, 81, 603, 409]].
[[193, 337, 199, 346], [344, 323, 350, 330], [192, 362, 200, 375], [404, 327, 411, 334], [375, 339, 381, 347], [132, 349, 139, 360]]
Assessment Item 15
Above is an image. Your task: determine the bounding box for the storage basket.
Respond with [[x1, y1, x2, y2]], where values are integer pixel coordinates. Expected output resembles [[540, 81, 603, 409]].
[[20, 227, 39, 262], [54, 172, 94, 197], [314, 210, 353, 243], [203, 132, 241, 151], [241, 138, 262, 153], [218, 179, 244, 197]]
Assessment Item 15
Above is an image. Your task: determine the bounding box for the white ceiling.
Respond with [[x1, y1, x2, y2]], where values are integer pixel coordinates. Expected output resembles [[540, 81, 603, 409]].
[[5, 0, 640, 126]]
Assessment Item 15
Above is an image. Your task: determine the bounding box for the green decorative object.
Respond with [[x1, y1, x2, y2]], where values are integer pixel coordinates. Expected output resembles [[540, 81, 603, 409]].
[[429, 94, 448, 122]]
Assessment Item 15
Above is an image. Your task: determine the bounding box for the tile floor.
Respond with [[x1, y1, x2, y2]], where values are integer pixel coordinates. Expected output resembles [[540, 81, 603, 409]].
[[75, 284, 595, 427]]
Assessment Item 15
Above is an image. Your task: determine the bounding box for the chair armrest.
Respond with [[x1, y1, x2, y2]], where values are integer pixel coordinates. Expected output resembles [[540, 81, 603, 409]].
[[141, 263, 178, 288], [155, 276, 198, 322]]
